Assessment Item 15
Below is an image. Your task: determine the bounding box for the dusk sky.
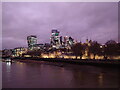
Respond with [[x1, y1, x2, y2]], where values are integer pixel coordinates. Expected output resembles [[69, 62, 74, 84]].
[[2, 2, 118, 49]]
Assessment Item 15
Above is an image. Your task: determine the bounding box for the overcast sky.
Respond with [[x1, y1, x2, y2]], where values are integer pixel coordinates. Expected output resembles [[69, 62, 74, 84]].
[[2, 2, 118, 49]]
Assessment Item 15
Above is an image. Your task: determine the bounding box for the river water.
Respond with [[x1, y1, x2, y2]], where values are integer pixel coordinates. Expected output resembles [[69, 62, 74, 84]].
[[2, 60, 120, 88]]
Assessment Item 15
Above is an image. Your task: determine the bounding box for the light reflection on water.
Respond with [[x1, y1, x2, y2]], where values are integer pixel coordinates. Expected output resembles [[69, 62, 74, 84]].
[[2, 61, 119, 88], [98, 73, 104, 87], [6, 62, 11, 66], [6, 62, 11, 74]]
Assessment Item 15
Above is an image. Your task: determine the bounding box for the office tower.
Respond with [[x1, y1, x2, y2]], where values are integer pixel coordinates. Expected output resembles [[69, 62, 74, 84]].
[[27, 35, 37, 49], [60, 36, 63, 45], [64, 36, 69, 47], [50, 29, 61, 49], [69, 36, 74, 46], [64, 36, 74, 47]]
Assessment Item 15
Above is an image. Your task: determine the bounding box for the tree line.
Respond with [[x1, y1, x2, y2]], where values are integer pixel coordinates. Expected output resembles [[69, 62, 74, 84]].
[[71, 40, 120, 59]]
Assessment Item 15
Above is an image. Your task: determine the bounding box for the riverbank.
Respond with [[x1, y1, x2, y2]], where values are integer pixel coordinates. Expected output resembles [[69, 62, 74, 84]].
[[8, 57, 120, 67]]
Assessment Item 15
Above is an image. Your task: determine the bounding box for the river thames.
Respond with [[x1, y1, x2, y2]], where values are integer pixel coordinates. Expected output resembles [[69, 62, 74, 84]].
[[2, 60, 120, 88]]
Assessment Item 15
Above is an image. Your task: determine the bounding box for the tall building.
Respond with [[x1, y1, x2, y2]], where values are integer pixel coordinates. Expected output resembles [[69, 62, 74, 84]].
[[64, 36, 69, 47], [50, 29, 62, 49], [64, 36, 74, 47], [27, 35, 37, 50], [69, 36, 74, 46]]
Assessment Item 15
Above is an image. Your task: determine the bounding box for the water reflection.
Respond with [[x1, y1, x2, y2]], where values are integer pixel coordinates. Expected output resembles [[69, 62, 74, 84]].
[[6, 62, 11, 66], [98, 73, 104, 87], [2, 61, 119, 88], [60, 67, 65, 73], [6, 62, 11, 73]]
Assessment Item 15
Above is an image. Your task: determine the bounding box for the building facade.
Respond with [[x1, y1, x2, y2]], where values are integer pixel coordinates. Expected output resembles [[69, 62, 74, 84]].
[[12, 47, 28, 57], [27, 35, 37, 50], [50, 29, 62, 49], [64, 36, 74, 49]]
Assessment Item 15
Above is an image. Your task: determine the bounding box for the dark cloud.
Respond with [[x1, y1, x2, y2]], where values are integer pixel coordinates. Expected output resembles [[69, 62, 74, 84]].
[[2, 2, 118, 49]]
